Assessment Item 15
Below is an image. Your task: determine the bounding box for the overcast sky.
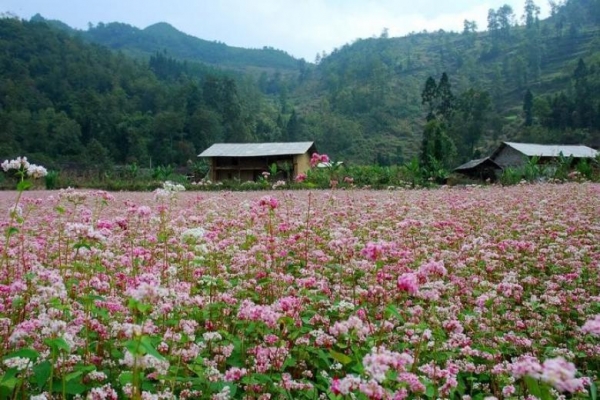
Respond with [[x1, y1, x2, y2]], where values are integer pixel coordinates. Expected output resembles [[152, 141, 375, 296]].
[[1, 0, 548, 61]]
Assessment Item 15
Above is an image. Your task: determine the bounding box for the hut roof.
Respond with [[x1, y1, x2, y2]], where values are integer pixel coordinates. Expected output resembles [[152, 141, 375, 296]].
[[198, 142, 316, 158], [494, 142, 598, 159], [454, 157, 500, 171]]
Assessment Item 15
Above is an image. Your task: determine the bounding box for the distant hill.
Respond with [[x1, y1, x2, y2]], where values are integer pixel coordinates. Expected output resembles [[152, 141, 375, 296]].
[[31, 15, 301, 73]]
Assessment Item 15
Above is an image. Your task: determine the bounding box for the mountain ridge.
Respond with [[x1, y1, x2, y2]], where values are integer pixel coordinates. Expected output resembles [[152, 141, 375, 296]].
[[29, 14, 301, 73]]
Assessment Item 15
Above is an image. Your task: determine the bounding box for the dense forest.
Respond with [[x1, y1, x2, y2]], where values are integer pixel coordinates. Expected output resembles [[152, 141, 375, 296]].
[[0, 0, 599, 173]]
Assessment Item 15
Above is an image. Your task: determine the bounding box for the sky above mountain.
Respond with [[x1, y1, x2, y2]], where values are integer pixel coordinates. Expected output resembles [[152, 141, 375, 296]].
[[2, 0, 549, 61]]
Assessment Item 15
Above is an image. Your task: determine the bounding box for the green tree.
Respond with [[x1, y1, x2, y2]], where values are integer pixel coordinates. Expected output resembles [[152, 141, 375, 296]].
[[421, 76, 438, 120], [462, 19, 478, 34], [436, 72, 455, 122], [451, 88, 491, 158], [523, 0, 541, 29], [420, 119, 456, 174], [286, 109, 302, 142], [523, 89, 534, 126], [487, 9, 500, 39], [497, 5, 515, 39]]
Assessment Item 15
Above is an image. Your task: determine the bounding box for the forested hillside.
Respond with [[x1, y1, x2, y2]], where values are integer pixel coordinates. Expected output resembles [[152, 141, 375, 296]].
[[292, 0, 600, 165], [1, 0, 599, 172], [0, 18, 291, 170]]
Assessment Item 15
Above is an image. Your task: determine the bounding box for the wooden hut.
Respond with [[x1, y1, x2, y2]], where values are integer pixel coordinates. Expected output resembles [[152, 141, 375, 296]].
[[198, 142, 317, 182]]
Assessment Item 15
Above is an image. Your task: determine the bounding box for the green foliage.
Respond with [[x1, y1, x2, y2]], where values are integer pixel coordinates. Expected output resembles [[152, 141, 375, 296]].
[[575, 158, 593, 179], [419, 119, 456, 180], [498, 152, 600, 185], [500, 167, 525, 185], [44, 170, 59, 190]]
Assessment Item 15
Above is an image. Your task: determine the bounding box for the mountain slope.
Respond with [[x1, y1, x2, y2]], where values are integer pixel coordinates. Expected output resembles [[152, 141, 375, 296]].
[[29, 14, 301, 73], [84, 21, 300, 72], [286, 0, 600, 163]]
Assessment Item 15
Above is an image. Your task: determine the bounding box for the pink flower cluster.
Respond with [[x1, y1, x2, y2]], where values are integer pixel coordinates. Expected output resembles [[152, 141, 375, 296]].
[[258, 195, 279, 210], [310, 152, 330, 167], [237, 299, 282, 329], [294, 173, 307, 182], [581, 314, 600, 336], [509, 355, 587, 393]]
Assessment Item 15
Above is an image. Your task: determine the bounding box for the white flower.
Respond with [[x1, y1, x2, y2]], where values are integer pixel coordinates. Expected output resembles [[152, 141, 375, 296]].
[[3, 356, 31, 371], [181, 227, 206, 242], [1, 156, 30, 172], [154, 181, 186, 200], [203, 331, 222, 341], [162, 181, 186, 192], [1, 157, 47, 179], [26, 164, 48, 178]]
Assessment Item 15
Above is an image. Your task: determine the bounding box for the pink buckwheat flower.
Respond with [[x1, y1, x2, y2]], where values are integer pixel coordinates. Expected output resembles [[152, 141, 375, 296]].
[[310, 152, 330, 167], [397, 273, 419, 294], [87, 383, 118, 400], [258, 195, 279, 210], [331, 375, 362, 395], [224, 367, 247, 381], [295, 173, 307, 182], [541, 357, 585, 393], [508, 355, 543, 379], [581, 314, 600, 336], [361, 242, 384, 261]]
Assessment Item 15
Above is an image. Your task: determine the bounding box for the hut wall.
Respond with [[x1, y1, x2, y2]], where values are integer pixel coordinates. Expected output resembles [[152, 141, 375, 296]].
[[294, 153, 311, 177], [493, 146, 528, 169]]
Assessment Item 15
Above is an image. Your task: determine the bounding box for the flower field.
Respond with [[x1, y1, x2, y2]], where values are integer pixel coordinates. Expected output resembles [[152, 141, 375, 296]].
[[0, 184, 599, 399]]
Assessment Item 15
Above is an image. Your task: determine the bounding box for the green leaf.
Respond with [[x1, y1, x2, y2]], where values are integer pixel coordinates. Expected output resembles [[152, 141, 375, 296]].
[[590, 380, 598, 400], [316, 349, 331, 368], [124, 339, 142, 356], [65, 365, 95, 382], [425, 381, 435, 398], [524, 376, 541, 398], [11, 297, 24, 308], [385, 304, 403, 321], [119, 371, 133, 385], [0, 368, 19, 390], [44, 337, 71, 353], [330, 350, 352, 365], [17, 180, 32, 191], [5, 226, 18, 237], [32, 361, 52, 390], [140, 336, 166, 361], [64, 381, 87, 395], [0, 386, 11, 400], [136, 302, 152, 314], [141, 381, 156, 391], [283, 356, 297, 369], [187, 364, 204, 377]]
